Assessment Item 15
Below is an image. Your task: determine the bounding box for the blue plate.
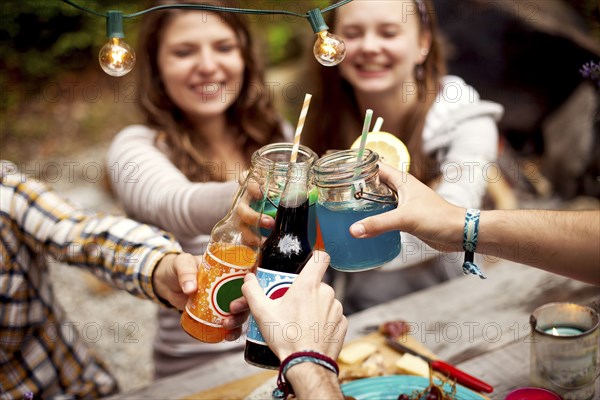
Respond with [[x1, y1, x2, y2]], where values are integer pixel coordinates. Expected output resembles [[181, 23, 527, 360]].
[[341, 375, 485, 399]]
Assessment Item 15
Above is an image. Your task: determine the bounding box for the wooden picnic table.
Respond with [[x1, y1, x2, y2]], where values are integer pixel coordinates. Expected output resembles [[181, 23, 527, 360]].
[[109, 260, 600, 399]]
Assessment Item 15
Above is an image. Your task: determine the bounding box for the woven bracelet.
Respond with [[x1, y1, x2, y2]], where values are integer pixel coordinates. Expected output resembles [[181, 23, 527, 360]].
[[462, 208, 486, 279], [272, 351, 339, 399]]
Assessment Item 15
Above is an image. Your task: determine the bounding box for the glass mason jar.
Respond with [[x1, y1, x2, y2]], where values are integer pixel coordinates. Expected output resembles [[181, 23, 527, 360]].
[[313, 149, 400, 271], [250, 143, 319, 247]]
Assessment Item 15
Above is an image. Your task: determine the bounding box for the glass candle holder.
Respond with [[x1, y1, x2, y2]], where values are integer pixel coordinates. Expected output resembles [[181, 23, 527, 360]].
[[530, 302, 599, 400]]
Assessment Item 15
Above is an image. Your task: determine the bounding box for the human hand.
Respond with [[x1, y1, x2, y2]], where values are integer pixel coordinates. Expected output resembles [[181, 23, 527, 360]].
[[242, 251, 347, 361], [235, 170, 275, 244], [152, 253, 201, 310], [349, 163, 465, 252], [223, 296, 250, 341], [153, 253, 252, 340]]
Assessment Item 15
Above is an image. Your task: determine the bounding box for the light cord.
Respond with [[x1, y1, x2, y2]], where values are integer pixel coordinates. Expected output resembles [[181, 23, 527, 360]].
[[60, 0, 353, 74], [60, 0, 105, 17], [59, 0, 353, 20], [125, 4, 305, 19]]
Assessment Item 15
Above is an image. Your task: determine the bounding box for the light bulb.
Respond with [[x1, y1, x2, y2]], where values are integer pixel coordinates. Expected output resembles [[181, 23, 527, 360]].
[[313, 31, 346, 67], [99, 37, 136, 77]]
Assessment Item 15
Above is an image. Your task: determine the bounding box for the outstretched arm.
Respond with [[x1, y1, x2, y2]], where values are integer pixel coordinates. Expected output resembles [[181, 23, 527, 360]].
[[2, 170, 199, 307], [107, 125, 237, 237], [350, 163, 600, 285], [477, 209, 600, 285], [241, 251, 347, 399]]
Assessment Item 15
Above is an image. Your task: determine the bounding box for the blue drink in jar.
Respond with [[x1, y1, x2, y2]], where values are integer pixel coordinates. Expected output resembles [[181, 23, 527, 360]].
[[314, 149, 401, 272], [317, 200, 399, 270]]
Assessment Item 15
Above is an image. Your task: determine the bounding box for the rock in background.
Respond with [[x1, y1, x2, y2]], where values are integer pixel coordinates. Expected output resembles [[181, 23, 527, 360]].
[[433, 0, 600, 199]]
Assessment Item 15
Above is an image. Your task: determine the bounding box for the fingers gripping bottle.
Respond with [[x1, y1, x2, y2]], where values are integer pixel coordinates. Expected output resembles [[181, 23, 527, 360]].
[[180, 165, 271, 343], [244, 162, 313, 368]]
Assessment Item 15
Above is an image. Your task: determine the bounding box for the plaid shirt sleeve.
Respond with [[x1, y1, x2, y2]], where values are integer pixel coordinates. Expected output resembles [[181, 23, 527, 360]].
[[2, 169, 183, 302], [1, 164, 182, 398]]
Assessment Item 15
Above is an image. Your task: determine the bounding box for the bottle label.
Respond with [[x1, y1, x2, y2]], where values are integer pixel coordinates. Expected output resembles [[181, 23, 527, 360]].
[[246, 268, 298, 345], [185, 245, 254, 327]]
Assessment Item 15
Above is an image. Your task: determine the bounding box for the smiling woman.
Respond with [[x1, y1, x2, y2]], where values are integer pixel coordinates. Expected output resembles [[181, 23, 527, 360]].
[[106, 0, 293, 380], [157, 12, 245, 130], [302, 0, 504, 314]]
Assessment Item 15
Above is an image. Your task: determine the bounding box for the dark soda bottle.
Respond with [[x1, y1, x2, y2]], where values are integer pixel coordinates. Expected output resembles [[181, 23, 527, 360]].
[[244, 162, 313, 369]]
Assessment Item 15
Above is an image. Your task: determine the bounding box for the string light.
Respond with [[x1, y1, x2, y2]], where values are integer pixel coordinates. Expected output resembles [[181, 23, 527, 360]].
[[60, 0, 352, 76], [98, 11, 135, 77], [307, 8, 346, 66]]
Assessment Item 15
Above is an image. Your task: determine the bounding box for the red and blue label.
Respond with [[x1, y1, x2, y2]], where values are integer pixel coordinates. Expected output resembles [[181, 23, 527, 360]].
[[246, 268, 298, 345]]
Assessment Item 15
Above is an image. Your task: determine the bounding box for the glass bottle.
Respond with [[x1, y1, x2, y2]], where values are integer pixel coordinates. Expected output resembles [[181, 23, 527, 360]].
[[180, 164, 272, 343], [244, 161, 313, 369], [250, 143, 318, 246], [313, 149, 400, 271]]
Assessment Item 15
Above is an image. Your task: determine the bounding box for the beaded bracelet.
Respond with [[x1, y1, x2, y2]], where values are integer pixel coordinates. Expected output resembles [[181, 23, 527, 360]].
[[462, 208, 486, 279], [272, 351, 339, 399]]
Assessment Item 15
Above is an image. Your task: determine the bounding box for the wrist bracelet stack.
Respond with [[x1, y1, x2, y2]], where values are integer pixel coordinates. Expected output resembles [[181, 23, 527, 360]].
[[273, 350, 339, 399], [462, 208, 486, 279]]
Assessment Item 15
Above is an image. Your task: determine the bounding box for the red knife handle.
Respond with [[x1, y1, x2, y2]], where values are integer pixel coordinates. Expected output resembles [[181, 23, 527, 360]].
[[430, 360, 493, 393]]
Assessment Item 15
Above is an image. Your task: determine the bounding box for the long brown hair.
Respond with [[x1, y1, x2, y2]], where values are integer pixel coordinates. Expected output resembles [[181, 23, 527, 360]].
[[303, 0, 446, 182], [137, 0, 284, 181]]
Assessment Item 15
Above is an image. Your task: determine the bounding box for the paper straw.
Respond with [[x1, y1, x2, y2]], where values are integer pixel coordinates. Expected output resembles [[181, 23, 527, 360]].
[[355, 109, 373, 163], [352, 109, 374, 186], [290, 93, 312, 163], [372, 117, 384, 132]]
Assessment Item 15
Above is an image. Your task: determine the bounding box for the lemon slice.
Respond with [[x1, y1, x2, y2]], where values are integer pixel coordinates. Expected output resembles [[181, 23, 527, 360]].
[[350, 131, 411, 172]]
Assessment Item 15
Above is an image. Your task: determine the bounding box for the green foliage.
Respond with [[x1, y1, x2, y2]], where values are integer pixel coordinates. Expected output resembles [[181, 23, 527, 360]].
[[2, 1, 95, 78], [0, 0, 142, 107], [266, 23, 302, 65], [0, 0, 334, 87], [0, 0, 346, 166]]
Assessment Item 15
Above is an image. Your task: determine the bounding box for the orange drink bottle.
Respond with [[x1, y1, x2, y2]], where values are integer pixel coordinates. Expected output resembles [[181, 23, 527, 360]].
[[180, 242, 257, 343], [181, 166, 271, 343]]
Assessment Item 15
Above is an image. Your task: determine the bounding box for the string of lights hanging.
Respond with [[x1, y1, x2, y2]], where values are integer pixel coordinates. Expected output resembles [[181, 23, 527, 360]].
[[59, 0, 352, 77]]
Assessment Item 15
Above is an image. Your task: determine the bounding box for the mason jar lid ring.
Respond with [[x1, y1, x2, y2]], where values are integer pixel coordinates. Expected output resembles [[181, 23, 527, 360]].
[[313, 149, 379, 188]]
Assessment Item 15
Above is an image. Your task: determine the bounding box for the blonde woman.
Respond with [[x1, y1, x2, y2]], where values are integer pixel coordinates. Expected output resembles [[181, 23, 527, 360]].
[[303, 0, 503, 313]]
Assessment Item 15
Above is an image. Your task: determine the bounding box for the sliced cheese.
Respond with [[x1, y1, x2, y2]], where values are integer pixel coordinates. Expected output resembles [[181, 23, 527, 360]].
[[338, 342, 378, 364], [395, 353, 430, 377]]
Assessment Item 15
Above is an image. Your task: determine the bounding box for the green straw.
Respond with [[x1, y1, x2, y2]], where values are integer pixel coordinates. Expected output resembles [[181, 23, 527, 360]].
[[356, 109, 373, 163], [352, 109, 374, 190]]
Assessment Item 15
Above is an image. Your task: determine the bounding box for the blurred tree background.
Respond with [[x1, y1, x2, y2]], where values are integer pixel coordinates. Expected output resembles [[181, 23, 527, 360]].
[[0, 0, 327, 164], [1, 0, 599, 200], [1, 0, 137, 162]]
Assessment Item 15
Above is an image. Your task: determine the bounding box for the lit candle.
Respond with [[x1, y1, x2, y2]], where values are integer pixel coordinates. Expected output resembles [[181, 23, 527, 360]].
[[544, 326, 584, 336], [531, 303, 599, 397]]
